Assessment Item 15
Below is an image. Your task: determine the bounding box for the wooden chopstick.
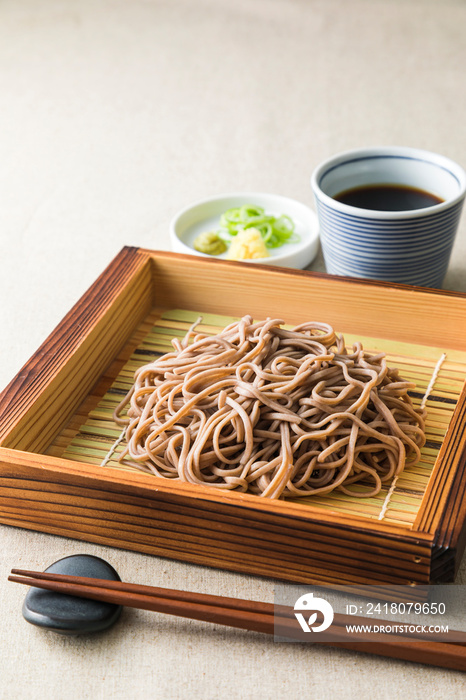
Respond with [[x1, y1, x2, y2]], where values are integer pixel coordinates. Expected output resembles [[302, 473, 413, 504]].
[[10, 568, 466, 644], [10, 569, 275, 615], [9, 570, 276, 635], [9, 570, 466, 672]]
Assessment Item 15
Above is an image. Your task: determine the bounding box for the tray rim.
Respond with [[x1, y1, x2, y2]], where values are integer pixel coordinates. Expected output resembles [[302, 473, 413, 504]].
[[1, 246, 466, 584], [0, 445, 437, 540]]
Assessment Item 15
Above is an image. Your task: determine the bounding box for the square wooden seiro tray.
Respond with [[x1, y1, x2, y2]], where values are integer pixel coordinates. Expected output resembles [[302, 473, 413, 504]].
[[1, 247, 466, 590]]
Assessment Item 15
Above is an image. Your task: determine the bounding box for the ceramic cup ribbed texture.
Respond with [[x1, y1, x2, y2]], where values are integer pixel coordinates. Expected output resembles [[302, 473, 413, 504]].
[[311, 148, 466, 288]]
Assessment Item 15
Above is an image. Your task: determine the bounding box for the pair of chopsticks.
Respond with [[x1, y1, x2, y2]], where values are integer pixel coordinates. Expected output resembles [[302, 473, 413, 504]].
[[9, 569, 466, 672]]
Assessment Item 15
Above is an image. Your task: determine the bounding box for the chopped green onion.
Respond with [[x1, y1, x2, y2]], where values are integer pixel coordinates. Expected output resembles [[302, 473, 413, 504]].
[[218, 205, 299, 249]]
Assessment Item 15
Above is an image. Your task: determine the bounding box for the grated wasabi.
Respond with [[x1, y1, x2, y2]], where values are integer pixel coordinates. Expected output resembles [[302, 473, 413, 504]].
[[193, 231, 228, 256]]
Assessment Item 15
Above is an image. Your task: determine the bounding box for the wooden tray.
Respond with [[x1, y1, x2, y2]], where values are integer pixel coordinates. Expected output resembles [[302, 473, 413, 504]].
[[1, 247, 466, 590]]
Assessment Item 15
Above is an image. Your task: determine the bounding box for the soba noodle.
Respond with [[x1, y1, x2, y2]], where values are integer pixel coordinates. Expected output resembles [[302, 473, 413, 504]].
[[113, 316, 426, 499]]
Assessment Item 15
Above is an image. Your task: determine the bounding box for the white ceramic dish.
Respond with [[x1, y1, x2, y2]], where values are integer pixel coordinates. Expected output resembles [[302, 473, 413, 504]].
[[169, 192, 319, 269]]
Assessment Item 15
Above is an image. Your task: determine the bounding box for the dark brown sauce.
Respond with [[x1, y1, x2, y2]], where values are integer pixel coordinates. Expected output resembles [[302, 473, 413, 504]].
[[334, 184, 444, 211]]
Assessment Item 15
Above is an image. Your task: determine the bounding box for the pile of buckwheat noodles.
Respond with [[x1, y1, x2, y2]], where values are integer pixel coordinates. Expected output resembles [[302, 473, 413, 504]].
[[113, 316, 426, 499]]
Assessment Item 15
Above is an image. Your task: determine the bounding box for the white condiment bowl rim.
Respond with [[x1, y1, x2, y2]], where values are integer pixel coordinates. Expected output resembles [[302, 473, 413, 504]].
[[169, 191, 320, 268]]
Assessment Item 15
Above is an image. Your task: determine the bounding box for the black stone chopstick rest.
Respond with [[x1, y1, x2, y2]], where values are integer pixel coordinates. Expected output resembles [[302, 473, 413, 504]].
[[22, 554, 122, 635]]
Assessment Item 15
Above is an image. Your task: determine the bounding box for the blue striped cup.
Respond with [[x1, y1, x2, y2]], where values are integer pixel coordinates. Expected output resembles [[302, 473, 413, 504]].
[[311, 147, 466, 287]]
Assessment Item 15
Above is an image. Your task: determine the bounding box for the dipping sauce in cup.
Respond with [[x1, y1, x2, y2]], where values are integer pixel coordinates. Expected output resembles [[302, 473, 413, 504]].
[[311, 147, 466, 287]]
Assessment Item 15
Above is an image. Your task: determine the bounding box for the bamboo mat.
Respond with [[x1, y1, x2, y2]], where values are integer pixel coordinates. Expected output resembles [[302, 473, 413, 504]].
[[48, 309, 466, 527]]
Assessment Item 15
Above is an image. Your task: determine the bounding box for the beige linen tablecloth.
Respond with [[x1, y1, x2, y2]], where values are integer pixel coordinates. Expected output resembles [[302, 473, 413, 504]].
[[1, 1, 466, 698]]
